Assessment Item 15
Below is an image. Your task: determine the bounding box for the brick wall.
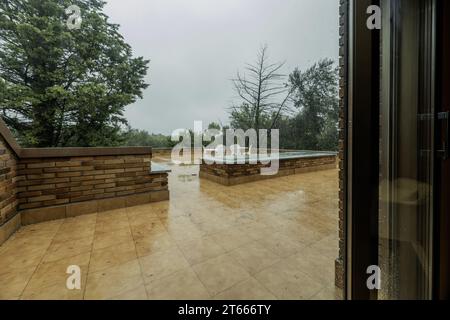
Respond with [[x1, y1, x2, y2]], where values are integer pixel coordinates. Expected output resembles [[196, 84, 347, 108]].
[[0, 136, 19, 226], [0, 136, 21, 244], [16, 154, 159, 210]]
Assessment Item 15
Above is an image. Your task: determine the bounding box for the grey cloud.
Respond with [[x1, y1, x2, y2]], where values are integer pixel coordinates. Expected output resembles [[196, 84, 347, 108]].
[[103, 0, 339, 134]]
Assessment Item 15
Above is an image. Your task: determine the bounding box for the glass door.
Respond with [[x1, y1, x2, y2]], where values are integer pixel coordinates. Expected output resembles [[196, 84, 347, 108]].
[[379, 0, 436, 299]]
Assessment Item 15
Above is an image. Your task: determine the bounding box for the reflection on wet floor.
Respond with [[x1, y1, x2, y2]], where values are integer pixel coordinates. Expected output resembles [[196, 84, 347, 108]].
[[0, 156, 341, 300]]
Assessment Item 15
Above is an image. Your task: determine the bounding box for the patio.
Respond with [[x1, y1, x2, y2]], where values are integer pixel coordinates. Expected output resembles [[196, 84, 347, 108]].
[[0, 155, 340, 300]]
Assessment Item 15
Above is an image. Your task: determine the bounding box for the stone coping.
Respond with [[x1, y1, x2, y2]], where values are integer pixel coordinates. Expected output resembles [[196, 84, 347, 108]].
[[20, 146, 152, 159]]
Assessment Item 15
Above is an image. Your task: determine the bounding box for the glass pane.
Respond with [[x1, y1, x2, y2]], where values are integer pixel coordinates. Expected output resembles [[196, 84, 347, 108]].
[[379, 0, 435, 300]]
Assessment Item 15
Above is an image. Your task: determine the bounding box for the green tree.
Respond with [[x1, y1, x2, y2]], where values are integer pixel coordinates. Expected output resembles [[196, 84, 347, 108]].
[[121, 126, 174, 148], [288, 59, 339, 151], [207, 122, 221, 131], [0, 0, 149, 147]]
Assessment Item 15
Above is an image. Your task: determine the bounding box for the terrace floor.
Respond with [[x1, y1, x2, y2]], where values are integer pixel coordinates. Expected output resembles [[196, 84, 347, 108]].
[[0, 155, 340, 300]]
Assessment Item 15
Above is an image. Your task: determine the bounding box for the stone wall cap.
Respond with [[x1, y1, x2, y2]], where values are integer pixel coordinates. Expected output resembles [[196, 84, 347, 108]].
[[20, 146, 152, 159]]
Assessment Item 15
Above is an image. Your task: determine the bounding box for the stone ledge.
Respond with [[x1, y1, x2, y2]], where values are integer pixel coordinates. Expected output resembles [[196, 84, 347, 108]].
[[19, 146, 152, 159], [20, 190, 169, 225]]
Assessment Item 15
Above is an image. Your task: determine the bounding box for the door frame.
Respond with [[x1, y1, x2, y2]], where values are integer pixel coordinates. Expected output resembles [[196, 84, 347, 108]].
[[434, 0, 450, 300], [345, 0, 380, 300], [345, 0, 449, 300]]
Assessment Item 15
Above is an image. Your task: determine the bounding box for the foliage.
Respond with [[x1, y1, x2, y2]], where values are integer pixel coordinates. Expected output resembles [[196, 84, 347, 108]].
[[121, 127, 174, 148], [229, 56, 339, 151], [288, 58, 339, 150], [207, 122, 221, 130], [0, 0, 149, 147]]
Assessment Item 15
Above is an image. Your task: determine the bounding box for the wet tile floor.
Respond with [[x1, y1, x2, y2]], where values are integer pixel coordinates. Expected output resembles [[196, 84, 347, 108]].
[[0, 156, 340, 300]]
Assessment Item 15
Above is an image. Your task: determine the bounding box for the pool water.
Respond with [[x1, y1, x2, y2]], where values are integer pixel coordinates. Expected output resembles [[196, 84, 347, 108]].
[[203, 150, 337, 164]]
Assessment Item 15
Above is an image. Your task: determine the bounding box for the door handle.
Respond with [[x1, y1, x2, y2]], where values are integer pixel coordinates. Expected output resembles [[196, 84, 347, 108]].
[[437, 111, 449, 160]]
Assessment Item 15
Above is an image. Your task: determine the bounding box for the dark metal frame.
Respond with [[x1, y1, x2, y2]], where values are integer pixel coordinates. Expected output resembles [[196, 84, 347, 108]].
[[434, 0, 450, 300], [345, 0, 380, 300], [346, 0, 446, 300]]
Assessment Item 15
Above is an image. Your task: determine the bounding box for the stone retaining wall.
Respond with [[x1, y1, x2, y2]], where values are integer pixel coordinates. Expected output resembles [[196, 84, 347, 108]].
[[17, 154, 155, 210], [200, 155, 337, 186], [16, 154, 169, 225], [0, 119, 169, 244]]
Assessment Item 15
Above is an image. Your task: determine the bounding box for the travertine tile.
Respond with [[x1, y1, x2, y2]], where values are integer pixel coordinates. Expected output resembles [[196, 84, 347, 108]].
[[286, 247, 335, 286], [165, 221, 206, 242], [178, 236, 225, 265], [257, 232, 305, 258], [310, 286, 342, 300], [214, 277, 277, 300], [21, 282, 84, 300], [92, 227, 133, 251], [139, 247, 190, 283], [96, 208, 127, 223], [24, 252, 90, 294], [84, 259, 143, 300], [95, 216, 130, 234], [0, 235, 52, 257], [52, 224, 96, 243], [0, 266, 37, 299], [43, 236, 93, 263], [309, 234, 339, 260], [0, 246, 46, 272], [130, 220, 166, 239], [128, 213, 161, 230], [210, 228, 253, 252], [192, 254, 251, 296], [254, 259, 323, 299], [146, 268, 210, 300], [59, 214, 97, 229], [237, 222, 275, 241], [89, 241, 137, 273], [109, 284, 148, 300], [0, 159, 339, 300], [229, 241, 281, 275], [126, 203, 156, 215], [134, 231, 176, 257]]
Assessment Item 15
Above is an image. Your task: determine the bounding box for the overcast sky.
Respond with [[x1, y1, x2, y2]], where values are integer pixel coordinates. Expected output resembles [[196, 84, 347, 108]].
[[103, 0, 339, 135]]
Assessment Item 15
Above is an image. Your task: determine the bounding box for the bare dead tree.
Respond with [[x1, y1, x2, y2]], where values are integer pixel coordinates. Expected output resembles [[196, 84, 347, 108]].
[[231, 45, 293, 135]]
